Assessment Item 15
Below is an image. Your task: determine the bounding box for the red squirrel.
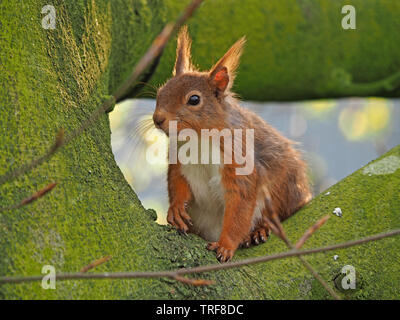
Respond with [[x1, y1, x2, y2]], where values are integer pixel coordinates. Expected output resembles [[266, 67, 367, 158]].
[[153, 26, 311, 262]]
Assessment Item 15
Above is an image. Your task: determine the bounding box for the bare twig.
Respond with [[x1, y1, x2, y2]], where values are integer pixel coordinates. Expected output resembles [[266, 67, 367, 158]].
[[0, 0, 204, 187], [265, 215, 340, 300], [1, 229, 399, 285], [296, 256, 339, 298], [295, 215, 331, 249], [172, 275, 215, 286], [0, 182, 58, 213], [0, 130, 64, 186], [80, 256, 111, 273]]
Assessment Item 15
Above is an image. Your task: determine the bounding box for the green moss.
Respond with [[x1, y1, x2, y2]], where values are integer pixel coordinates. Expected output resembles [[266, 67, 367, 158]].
[[1, 0, 399, 299]]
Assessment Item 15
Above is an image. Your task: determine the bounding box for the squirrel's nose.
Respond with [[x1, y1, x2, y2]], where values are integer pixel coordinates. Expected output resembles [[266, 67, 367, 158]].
[[153, 114, 166, 127]]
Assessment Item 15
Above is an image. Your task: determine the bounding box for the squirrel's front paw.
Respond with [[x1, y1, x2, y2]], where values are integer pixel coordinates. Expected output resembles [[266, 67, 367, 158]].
[[206, 242, 236, 263], [167, 203, 193, 234]]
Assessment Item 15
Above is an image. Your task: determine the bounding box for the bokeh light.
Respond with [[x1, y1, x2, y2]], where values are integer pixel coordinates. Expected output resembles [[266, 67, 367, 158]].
[[338, 98, 392, 141]]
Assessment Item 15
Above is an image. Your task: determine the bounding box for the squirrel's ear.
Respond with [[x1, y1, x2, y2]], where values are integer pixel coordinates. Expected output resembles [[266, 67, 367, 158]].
[[209, 36, 246, 92], [211, 67, 229, 92], [173, 26, 193, 76]]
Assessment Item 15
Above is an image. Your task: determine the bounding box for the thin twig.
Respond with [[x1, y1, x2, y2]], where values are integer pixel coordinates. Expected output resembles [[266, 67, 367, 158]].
[[172, 275, 215, 286], [0, 130, 64, 186], [295, 215, 330, 249], [265, 215, 340, 300], [0, 182, 58, 213], [113, 0, 205, 100], [0, 0, 204, 187], [80, 256, 111, 273], [1, 229, 399, 285]]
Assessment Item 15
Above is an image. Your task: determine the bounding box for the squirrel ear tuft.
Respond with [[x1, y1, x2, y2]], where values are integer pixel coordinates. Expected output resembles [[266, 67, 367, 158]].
[[209, 36, 246, 92], [173, 26, 193, 76]]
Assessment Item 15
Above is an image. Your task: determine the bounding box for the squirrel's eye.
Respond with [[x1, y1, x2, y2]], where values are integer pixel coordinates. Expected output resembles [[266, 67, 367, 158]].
[[188, 95, 200, 106]]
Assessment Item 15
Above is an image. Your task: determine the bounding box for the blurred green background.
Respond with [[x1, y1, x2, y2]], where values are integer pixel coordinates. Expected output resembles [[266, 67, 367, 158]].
[[144, 0, 400, 101]]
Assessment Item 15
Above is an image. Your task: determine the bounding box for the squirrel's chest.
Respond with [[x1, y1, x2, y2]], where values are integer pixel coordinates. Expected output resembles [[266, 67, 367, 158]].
[[180, 163, 225, 241], [181, 163, 225, 204]]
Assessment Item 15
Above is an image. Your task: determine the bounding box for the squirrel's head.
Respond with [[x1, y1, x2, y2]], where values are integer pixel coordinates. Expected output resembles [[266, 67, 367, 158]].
[[153, 26, 246, 135]]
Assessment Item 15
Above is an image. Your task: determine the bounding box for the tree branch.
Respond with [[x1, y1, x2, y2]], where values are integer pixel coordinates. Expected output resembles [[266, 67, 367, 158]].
[[1, 229, 399, 285]]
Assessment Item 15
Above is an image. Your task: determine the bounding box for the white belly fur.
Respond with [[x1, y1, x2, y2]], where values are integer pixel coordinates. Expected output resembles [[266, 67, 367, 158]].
[[180, 163, 264, 242], [181, 163, 225, 242]]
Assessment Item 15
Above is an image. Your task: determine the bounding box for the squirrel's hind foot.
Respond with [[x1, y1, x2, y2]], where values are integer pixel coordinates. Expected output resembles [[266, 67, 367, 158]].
[[240, 226, 270, 248]]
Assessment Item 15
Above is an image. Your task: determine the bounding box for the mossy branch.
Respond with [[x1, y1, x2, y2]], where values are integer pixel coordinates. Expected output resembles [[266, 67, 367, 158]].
[[264, 214, 339, 299], [330, 68, 400, 96], [1, 226, 399, 287]]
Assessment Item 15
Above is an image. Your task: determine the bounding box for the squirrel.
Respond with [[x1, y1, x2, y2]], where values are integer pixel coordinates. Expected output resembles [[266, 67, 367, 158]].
[[153, 26, 312, 262]]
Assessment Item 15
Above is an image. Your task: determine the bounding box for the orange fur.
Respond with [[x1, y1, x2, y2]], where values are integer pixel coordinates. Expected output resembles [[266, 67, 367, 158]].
[[167, 163, 193, 233]]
